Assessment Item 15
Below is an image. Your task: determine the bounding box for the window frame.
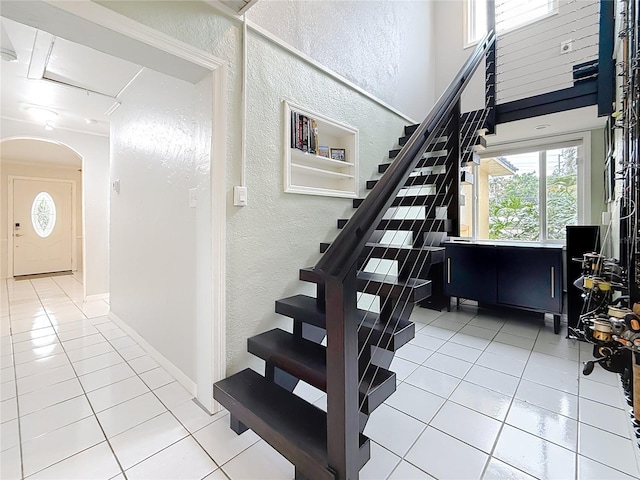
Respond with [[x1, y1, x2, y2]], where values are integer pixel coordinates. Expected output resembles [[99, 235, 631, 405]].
[[470, 131, 591, 244], [464, 0, 559, 48]]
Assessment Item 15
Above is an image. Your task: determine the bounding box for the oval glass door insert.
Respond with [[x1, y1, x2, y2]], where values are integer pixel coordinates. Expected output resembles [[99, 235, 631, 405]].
[[31, 192, 57, 237]]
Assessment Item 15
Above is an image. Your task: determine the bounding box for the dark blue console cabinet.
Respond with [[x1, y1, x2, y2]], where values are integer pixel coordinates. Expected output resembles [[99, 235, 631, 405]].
[[444, 241, 564, 333]]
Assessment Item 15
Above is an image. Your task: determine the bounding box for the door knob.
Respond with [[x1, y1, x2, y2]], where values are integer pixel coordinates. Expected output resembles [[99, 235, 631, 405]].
[[15, 233, 23, 237]]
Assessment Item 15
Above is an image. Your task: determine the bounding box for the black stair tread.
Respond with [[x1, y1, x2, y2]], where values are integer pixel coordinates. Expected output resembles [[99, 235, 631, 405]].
[[275, 294, 415, 351], [337, 218, 454, 234], [461, 170, 474, 184], [378, 154, 449, 173], [406, 116, 485, 138], [367, 173, 448, 190], [300, 268, 432, 303], [390, 138, 447, 158], [319, 242, 445, 265], [247, 329, 396, 414], [404, 124, 420, 136], [355, 271, 432, 302], [353, 193, 447, 208], [213, 368, 368, 480]]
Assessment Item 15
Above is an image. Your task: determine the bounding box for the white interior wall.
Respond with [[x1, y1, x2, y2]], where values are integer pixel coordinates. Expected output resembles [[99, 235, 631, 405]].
[[246, 0, 436, 121], [100, 1, 422, 374], [0, 118, 109, 297], [109, 67, 201, 382], [433, 0, 487, 113], [193, 75, 214, 406]]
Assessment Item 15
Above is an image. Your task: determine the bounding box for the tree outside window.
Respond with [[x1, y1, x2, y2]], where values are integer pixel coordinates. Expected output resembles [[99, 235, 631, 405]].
[[478, 146, 578, 242]]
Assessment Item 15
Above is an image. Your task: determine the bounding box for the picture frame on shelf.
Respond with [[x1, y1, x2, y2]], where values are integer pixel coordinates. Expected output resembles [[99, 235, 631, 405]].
[[318, 146, 330, 158], [331, 148, 346, 161]]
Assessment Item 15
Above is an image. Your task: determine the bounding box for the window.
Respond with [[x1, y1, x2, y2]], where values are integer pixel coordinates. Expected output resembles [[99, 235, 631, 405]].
[[31, 192, 56, 238], [469, 143, 580, 242], [466, 0, 557, 45]]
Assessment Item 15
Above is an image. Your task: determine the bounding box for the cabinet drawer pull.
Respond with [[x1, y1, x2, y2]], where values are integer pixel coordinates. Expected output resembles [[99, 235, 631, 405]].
[[551, 266, 555, 298], [447, 258, 451, 284]]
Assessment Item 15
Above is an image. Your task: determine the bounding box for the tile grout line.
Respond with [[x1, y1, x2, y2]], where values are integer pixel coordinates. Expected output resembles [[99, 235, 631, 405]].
[[64, 311, 229, 477], [478, 321, 542, 480], [14, 276, 129, 479], [436, 306, 533, 480], [25, 277, 126, 479], [4, 278, 26, 480]]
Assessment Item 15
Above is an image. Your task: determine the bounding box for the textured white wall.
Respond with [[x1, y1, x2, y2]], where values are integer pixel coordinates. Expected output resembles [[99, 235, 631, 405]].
[[246, 0, 436, 121], [109, 67, 200, 381], [0, 118, 109, 297], [225, 32, 410, 373], [98, 1, 419, 375], [433, 0, 487, 113]]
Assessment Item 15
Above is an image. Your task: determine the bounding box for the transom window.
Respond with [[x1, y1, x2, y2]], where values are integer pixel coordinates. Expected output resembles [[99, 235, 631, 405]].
[[31, 192, 56, 238], [466, 0, 558, 45]]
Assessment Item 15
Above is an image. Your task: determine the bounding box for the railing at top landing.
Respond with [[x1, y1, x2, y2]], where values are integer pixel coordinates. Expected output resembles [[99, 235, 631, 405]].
[[313, 28, 496, 479]]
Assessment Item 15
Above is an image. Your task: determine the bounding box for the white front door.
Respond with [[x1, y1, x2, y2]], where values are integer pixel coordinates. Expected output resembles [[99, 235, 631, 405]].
[[13, 179, 73, 276]]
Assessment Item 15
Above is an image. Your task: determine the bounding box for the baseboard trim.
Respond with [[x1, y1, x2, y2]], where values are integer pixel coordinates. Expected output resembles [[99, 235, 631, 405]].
[[108, 311, 197, 397], [85, 293, 110, 302]]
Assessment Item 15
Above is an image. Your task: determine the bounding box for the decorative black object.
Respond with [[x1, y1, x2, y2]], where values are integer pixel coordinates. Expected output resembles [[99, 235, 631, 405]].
[[566, 225, 600, 332]]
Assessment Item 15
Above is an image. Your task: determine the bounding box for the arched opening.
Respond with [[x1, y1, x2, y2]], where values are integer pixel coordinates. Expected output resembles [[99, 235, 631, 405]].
[[1, 137, 83, 280]]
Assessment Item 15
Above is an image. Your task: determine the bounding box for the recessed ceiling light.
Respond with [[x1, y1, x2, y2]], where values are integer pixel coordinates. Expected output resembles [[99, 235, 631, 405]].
[[84, 118, 97, 124], [535, 124, 551, 130], [1, 25, 18, 62], [26, 106, 58, 123], [0, 48, 17, 62]]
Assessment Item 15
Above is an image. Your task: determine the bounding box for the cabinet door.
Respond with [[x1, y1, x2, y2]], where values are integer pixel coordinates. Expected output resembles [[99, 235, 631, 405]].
[[497, 247, 562, 313], [445, 244, 497, 303]]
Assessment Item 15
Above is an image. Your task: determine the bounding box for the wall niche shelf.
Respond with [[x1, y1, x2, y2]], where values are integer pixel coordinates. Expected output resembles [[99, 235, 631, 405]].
[[284, 100, 359, 198]]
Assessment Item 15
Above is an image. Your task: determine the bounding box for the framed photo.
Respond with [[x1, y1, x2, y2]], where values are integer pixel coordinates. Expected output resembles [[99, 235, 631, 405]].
[[318, 146, 330, 158], [330, 148, 346, 161]]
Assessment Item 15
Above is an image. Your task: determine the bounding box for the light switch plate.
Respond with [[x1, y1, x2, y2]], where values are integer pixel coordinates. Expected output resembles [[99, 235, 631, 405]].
[[234, 186, 248, 206]]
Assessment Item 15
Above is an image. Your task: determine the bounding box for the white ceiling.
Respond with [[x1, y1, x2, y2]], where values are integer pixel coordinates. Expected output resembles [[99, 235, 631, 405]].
[[1, 17, 143, 136], [487, 105, 607, 148]]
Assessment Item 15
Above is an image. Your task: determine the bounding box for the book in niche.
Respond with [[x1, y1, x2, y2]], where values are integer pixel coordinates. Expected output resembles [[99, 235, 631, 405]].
[[311, 120, 318, 155], [302, 115, 308, 152]]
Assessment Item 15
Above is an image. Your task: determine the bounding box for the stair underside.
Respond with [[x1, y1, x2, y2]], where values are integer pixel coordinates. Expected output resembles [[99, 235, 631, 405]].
[[275, 294, 415, 351], [248, 329, 396, 414], [213, 368, 370, 480]]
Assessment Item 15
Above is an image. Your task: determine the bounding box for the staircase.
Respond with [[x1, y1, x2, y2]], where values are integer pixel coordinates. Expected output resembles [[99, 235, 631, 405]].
[[214, 31, 496, 480]]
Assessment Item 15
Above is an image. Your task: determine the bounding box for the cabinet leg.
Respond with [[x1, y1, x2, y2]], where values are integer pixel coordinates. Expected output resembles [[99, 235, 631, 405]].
[[230, 415, 248, 435], [553, 314, 561, 335]]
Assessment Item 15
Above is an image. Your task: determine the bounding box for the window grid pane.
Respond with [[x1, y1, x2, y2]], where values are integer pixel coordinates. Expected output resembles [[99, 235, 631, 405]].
[[484, 152, 540, 241], [545, 147, 578, 240]]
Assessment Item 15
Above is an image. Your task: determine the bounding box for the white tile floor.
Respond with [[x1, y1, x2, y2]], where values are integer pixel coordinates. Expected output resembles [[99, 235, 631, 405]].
[[2, 275, 640, 479]]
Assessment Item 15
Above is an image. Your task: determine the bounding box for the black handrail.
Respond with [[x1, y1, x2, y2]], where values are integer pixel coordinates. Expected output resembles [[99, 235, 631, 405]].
[[315, 30, 496, 281]]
